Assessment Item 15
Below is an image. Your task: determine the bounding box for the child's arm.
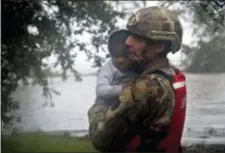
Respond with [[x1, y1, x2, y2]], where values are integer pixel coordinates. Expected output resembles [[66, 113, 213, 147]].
[[96, 60, 123, 100]]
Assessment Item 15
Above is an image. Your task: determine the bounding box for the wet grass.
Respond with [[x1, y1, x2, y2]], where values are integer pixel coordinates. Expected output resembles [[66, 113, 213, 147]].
[[2, 133, 96, 153], [2, 133, 225, 153]]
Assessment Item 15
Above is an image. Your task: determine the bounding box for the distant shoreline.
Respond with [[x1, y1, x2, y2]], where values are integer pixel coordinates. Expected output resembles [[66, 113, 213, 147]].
[[42, 72, 225, 79], [2, 129, 89, 137]]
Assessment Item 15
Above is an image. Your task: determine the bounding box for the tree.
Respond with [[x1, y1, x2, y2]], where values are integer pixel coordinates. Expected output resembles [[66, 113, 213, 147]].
[[2, 0, 224, 127], [158, 0, 225, 72], [184, 34, 225, 73], [159, 1, 225, 35], [1, 0, 125, 126]]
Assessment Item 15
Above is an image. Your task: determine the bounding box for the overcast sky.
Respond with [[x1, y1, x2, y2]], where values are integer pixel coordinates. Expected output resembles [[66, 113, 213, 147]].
[[43, 1, 197, 74]]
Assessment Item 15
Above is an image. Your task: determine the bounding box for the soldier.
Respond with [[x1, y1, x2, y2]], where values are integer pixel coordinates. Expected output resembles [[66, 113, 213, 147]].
[[88, 6, 187, 153]]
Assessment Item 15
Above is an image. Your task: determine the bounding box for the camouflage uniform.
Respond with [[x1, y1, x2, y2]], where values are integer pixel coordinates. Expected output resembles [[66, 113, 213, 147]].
[[88, 63, 176, 152], [88, 6, 183, 152]]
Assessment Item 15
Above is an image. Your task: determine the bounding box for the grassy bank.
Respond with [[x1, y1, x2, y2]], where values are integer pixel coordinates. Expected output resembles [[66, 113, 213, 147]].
[[2, 133, 225, 153], [2, 134, 96, 153]]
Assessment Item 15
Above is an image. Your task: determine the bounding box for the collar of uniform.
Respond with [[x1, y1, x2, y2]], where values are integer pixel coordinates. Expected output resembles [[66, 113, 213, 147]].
[[143, 58, 170, 73]]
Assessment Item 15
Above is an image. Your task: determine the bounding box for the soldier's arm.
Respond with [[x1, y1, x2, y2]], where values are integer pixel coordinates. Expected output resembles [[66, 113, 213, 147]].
[[90, 74, 174, 151], [117, 73, 175, 124]]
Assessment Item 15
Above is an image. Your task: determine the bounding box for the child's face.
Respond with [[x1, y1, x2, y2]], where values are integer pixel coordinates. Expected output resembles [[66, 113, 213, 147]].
[[114, 56, 132, 72]]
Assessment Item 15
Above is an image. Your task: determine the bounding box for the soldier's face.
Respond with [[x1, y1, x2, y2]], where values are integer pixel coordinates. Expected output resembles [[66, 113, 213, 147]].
[[145, 40, 166, 53], [125, 34, 146, 61], [125, 34, 166, 59]]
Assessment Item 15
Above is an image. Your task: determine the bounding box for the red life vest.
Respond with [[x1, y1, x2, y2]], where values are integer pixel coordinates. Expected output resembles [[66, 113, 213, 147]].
[[125, 68, 187, 153], [157, 68, 187, 153]]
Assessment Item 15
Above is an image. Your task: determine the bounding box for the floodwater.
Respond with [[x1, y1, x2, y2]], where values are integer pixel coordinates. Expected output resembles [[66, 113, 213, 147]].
[[5, 73, 225, 145]]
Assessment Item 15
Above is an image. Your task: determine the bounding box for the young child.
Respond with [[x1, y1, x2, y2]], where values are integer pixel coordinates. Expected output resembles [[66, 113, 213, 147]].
[[88, 30, 138, 135], [95, 30, 138, 105]]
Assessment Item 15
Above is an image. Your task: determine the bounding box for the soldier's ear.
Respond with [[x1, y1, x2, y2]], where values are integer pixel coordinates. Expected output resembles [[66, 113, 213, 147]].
[[145, 43, 165, 53], [156, 44, 166, 53]]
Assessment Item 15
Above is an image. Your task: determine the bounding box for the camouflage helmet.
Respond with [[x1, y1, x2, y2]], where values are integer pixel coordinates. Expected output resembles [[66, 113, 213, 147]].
[[126, 6, 183, 53]]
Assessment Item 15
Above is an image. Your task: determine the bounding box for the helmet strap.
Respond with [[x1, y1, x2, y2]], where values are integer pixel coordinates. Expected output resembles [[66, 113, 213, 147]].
[[163, 41, 172, 54]]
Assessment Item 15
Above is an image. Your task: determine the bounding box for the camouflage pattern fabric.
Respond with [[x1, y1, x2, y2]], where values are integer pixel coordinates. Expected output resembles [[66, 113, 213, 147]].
[[88, 67, 176, 152]]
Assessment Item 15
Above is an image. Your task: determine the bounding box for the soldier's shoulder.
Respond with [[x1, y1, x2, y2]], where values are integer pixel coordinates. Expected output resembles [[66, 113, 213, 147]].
[[137, 71, 172, 88], [144, 72, 174, 101], [129, 72, 171, 98]]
